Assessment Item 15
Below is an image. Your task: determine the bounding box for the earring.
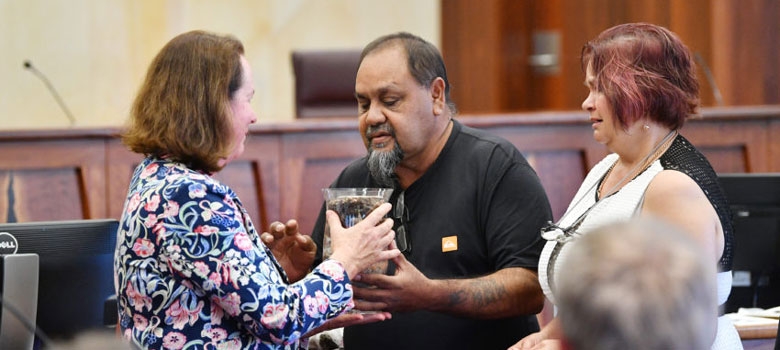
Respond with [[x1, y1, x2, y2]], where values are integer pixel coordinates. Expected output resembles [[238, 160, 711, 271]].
[[643, 124, 650, 131]]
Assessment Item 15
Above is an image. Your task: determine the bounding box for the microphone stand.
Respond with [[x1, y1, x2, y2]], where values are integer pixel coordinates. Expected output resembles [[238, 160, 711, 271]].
[[23, 60, 77, 127]]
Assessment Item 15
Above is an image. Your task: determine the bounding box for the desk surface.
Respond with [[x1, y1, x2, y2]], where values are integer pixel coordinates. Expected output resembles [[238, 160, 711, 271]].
[[734, 318, 778, 340], [735, 321, 777, 350]]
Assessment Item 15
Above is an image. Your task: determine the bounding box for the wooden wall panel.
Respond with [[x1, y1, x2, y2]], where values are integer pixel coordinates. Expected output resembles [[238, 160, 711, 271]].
[[525, 150, 588, 219], [215, 160, 264, 229], [670, 0, 715, 106], [0, 173, 9, 222], [105, 139, 142, 220], [681, 108, 774, 173], [694, 145, 748, 173], [279, 127, 365, 235], [440, 0, 505, 112], [498, 0, 535, 111], [557, 0, 614, 112], [1, 106, 778, 231], [442, 0, 773, 113], [0, 138, 107, 221], [713, 0, 780, 106], [761, 0, 780, 105], [294, 157, 362, 235], [223, 135, 282, 231], [5, 168, 87, 222], [524, 0, 562, 110]]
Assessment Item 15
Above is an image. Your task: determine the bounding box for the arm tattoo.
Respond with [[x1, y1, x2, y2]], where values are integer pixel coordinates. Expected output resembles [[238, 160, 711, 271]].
[[448, 290, 466, 307], [447, 279, 507, 308], [469, 279, 507, 307]]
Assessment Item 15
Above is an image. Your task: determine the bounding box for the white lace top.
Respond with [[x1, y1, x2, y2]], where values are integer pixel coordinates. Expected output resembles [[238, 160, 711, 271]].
[[538, 153, 742, 349]]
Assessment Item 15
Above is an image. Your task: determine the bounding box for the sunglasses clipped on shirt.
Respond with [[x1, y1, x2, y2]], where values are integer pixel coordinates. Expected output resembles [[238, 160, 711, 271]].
[[393, 191, 411, 254]]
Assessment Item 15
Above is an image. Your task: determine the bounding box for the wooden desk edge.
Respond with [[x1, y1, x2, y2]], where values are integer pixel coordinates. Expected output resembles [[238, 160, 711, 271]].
[[735, 321, 779, 340]]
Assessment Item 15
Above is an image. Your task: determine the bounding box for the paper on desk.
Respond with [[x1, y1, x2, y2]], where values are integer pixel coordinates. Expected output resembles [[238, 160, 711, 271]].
[[726, 306, 780, 327], [737, 306, 780, 319]]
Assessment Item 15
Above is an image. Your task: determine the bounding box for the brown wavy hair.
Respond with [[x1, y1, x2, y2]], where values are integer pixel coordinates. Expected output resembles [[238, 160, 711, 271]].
[[122, 30, 245, 173], [581, 23, 699, 131]]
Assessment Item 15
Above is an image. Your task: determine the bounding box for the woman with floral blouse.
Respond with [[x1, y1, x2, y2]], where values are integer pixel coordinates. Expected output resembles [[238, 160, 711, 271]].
[[114, 30, 399, 350]]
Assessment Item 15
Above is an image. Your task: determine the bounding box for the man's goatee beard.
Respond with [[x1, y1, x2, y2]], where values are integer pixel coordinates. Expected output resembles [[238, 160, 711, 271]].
[[367, 143, 404, 188]]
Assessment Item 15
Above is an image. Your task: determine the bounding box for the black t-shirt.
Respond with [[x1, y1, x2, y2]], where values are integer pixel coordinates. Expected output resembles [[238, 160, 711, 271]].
[[311, 120, 552, 349]]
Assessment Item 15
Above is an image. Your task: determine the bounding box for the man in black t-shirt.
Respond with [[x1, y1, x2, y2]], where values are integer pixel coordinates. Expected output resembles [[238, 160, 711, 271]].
[[310, 32, 553, 349]]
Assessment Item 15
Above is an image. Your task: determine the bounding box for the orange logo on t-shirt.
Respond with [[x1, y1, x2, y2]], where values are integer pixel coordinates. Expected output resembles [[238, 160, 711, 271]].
[[442, 236, 458, 252]]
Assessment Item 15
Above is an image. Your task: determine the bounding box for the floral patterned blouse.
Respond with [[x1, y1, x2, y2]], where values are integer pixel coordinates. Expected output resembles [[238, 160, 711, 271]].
[[114, 157, 354, 349]]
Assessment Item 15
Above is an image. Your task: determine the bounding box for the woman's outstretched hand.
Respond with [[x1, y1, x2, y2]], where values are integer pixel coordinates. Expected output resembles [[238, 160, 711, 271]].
[[261, 219, 317, 283]]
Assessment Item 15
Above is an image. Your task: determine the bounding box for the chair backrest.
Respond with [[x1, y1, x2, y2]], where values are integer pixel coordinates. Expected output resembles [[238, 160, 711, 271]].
[[291, 49, 361, 118]]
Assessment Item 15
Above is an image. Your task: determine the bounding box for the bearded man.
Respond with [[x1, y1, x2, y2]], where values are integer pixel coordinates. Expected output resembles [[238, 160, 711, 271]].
[[310, 32, 553, 350]]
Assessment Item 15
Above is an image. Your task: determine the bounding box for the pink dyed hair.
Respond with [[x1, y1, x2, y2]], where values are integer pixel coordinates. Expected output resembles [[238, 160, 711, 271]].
[[581, 23, 699, 130]]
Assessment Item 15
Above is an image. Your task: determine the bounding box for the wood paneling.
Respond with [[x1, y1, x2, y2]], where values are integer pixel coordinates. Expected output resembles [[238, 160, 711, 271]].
[[219, 135, 282, 231], [277, 125, 365, 233], [442, 0, 775, 113], [713, 0, 780, 106], [106, 138, 140, 220], [0, 137, 107, 221], [440, 0, 506, 112], [2, 106, 778, 236]]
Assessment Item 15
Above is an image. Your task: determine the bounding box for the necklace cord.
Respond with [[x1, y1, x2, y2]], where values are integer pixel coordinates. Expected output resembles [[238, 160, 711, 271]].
[[542, 129, 678, 242]]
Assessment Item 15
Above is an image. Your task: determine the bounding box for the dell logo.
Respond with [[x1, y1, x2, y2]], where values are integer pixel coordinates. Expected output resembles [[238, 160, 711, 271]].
[[0, 232, 19, 255]]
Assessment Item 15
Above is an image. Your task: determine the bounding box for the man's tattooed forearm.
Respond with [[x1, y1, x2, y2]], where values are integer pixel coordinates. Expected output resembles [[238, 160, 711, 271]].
[[447, 280, 507, 307]]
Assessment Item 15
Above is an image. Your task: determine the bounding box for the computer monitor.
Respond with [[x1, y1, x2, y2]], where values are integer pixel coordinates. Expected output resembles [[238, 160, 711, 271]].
[[718, 173, 780, 313], [0, 219, 118, 344]]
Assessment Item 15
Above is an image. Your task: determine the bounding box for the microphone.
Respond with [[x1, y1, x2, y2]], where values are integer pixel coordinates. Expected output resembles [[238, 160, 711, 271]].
[[23, 60, 77, 127], [694, 53, 724, 107]]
